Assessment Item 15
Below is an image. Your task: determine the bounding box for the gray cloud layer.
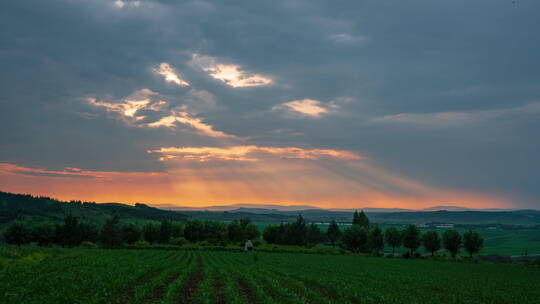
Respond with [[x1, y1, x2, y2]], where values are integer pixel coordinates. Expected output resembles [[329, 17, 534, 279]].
[[1, 0, 539, 207]]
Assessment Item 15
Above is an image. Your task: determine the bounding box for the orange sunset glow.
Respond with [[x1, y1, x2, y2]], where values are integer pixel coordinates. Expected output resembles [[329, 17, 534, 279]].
[[0, 161, 510, 209]]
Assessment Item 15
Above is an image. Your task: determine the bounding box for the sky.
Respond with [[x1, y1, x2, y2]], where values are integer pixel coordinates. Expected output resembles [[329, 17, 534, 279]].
[[1, 0, 539, 209]]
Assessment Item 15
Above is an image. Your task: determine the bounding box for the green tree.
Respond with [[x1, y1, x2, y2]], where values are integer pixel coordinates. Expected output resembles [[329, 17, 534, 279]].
[[402, 225, 421, 255], [290, 214, 308, 246], [228, 218, 259, 243], [352, 210, 370, 228], [243, 222, 260, 241], [422, 230, 441, 257], [31, 222, 56, 246], [4, 221, 31, 247], [142, 223, 160, 244], [306, 223, 324, 246], [227, 221, 244, 243], [203, 221, 228, 244], [341, 225, 368, 253], [100, 216, 121, 248], [79, 222, 99, 243], [239, 217, 252, 230], [384, 227, 402, 255], [463, 230, 484, 257], [158, 221, 172, 243], [170, 222, 184, 239], [56, 215, 83, 247], [263, 224, 280, 244], [120, 223, 141, 244], [326, 220, 341, 246], [443, 229, 462, 258], [368, 226, 384, 253], [184, 219, 205, 242]]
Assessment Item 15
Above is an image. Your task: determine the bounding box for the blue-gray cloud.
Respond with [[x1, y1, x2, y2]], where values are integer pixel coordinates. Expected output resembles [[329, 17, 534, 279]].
[[1, 0, 539, 207]]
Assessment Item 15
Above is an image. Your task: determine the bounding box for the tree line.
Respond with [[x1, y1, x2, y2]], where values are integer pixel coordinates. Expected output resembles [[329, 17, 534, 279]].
[[2, 210, 484, 257], [2, 216, 260, 248], [263, 210, 484, 258]]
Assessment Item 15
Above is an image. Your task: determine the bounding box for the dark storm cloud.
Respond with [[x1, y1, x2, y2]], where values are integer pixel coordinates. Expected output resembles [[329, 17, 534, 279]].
[[1, 0, 539, 207]]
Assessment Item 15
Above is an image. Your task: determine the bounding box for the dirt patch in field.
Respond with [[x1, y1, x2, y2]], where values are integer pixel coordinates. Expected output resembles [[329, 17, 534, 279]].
[[236, 277, 259, 304], [144, 271, 183, 303], [212, 274, 226, 304], [116, 268, 162, 303], [179, 258, 205, 304]]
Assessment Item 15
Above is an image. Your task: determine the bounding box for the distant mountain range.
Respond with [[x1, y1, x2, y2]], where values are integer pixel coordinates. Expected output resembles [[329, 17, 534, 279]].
[[156, 203, 320, 212], [154, 203, 540, 226], [155, 203, 518, 213], [2, 190, 539, 228]]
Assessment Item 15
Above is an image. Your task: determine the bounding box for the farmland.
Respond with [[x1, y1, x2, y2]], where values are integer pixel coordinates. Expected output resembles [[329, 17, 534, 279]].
[[1, 247, 539, 304]]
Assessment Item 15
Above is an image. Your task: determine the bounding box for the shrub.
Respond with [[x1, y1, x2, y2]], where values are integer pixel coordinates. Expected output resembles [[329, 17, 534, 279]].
[[134, 240, 151, 248], [79, 241, 97, 249], [169, 237, 188, 246]]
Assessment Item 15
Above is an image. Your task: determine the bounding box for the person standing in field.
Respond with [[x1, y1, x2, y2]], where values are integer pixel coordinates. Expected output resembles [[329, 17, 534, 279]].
[[244, 240, 253, 252]]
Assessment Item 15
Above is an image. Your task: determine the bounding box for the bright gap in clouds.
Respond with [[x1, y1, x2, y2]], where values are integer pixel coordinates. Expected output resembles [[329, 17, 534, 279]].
[[191, 54, 273, 88], [147, 111, 236, 138], [86, 89, 234, 138], [114, 0, 140, 8], [153, 63, 190, 87], [86, 88, 159, 119], [273, 99, 329, 117]]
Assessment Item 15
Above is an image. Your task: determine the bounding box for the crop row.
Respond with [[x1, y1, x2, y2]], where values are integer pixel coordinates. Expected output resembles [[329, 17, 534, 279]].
[[1, 248, 539, 304]]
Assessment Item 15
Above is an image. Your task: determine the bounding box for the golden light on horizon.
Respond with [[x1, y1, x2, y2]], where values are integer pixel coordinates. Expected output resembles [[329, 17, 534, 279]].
[[0, 161, 511, 210]]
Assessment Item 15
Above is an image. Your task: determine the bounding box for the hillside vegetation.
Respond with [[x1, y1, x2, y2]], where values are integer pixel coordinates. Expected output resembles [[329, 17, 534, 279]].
[[0, 191, 187, 227]]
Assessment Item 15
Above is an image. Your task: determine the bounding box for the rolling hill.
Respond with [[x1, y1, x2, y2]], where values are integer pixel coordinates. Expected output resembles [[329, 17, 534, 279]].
[[0, 191, 187, 227]]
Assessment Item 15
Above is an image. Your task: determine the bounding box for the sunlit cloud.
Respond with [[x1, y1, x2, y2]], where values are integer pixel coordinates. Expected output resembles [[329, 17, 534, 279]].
[[153, 62, 190, 87], [0, 163, 165, 180], [273, 99, 329, 117], [86, 88, 160, 120], [191, 54, 273, 88], [148, 145, 363, 162], [86, 89, 233, 138], [273, 97, 351, 118], [147, 110, 236, 138], [114, 0, 141, 8]]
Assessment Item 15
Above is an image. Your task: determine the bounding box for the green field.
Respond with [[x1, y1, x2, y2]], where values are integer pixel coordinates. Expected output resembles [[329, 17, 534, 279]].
[[380, 228, 540, 257], [1, 247, 539, 304], [261, 223, 540, 257]]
